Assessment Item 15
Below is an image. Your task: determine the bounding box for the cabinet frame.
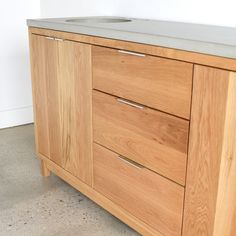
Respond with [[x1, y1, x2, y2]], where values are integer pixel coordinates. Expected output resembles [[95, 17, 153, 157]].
[[29, 28, 236, 236]]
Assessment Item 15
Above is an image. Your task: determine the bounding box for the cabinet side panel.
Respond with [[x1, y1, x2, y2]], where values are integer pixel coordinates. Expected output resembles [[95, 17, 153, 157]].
[[213, 72, 236, 236], [183, 65, 230, 235], [29, 33, 50, 157], [58, 41, 93, 185]]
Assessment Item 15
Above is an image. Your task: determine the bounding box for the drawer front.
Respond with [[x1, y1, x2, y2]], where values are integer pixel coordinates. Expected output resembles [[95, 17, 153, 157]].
[[93, 90, 189, 185], [94, 143, 184, 236], [92, 46, 193, 119]]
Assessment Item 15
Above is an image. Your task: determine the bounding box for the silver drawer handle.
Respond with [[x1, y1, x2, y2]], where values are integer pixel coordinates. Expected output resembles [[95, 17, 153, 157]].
[[118, 155, 143, 169], [45, 36, 54, 40], [54, 38, 64, 42], [118, 50, 145, 57], [117, 98, 144, 109]]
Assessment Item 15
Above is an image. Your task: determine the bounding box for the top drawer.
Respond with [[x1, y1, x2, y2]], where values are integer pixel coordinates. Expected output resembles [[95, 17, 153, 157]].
[[92, 46, 193, 119]]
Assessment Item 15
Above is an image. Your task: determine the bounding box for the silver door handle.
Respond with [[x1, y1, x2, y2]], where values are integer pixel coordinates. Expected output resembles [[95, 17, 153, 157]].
[[45, 36, 54, 40], [117, 98, 144, 109], [54, 38, 64, 42], [118, 50, 145, 57], [117, 155, 144, 170]]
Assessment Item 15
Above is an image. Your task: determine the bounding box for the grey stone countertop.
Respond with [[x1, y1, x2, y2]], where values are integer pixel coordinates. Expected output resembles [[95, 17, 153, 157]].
[[27, 16, 236, 59]]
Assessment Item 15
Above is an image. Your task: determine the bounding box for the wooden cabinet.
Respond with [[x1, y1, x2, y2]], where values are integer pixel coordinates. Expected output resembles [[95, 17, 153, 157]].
[[29, 27, 236, 236], [30, 34, 93, 185]]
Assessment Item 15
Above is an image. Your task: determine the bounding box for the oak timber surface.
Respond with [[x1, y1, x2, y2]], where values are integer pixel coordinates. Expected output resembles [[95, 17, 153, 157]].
[[29, 27, 236, 236], [92, 46, 193, 119], [183, 66, 232, 236], [213, 72, 236, 236], [93, 90, 189, 185], [93, 143, 184, 236], [30, 34, 93, 185]]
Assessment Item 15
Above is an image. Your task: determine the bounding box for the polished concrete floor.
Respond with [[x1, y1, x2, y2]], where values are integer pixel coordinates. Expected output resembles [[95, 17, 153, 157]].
[[0, 124, 139, 236]]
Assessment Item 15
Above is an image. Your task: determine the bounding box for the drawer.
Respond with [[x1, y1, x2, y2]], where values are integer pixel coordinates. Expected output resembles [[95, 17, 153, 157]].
[[92, 46, 193, 119], [94, 143, 184, 236], [93, 90, 189, 185]]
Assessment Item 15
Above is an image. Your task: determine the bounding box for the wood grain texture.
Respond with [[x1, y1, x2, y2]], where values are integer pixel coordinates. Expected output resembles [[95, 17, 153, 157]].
[[213, 72, 236, 236], [57, 40, 93, 184], [93, 90, 189, 185], [29, 27, 236, 72], [182, 65, 232, 236], [39, 153, 162, 236], [29, 28, 236, 236], [45, 38, 62, 166], [29, 34, 93, 185], [29, 34, 51, 157], [93, 143, 184, 236], [92, 46, 193, 119]]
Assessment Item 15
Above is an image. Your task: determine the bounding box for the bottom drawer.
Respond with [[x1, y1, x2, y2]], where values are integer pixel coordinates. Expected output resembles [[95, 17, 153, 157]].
[[93, 143, 184, 236]]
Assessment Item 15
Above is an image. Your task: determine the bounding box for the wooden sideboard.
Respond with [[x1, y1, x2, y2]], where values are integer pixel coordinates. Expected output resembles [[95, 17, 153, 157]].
[[28, 27, 236, 236]]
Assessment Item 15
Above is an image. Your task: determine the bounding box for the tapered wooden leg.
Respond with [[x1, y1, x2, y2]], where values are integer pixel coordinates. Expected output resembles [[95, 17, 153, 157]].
[[40, 159, 50, 177]]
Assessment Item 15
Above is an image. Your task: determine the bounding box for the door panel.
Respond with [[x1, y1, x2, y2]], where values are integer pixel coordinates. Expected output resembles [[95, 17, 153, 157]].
[[56, 40, 92, 183], [30, 34, 92, 185], [30, 34, 55, 158]]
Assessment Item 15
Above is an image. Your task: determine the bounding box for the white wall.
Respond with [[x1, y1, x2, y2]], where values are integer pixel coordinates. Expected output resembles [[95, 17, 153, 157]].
[[41, 0, 236, 27], [0, 0, 40, 129]]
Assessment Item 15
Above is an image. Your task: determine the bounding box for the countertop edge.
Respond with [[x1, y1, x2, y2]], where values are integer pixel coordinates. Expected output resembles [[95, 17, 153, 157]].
[[27, 19, 236, 60]]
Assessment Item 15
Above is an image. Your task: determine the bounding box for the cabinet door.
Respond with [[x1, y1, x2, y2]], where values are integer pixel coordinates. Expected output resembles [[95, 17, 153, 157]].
[[30, 34, 92, 185]]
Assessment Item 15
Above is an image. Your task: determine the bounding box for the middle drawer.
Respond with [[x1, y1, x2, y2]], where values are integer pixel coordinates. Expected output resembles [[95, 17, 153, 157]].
[[93, 90, 189, 185]]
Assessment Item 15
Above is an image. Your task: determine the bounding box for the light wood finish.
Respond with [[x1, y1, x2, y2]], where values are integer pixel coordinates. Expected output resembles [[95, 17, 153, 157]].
[[40, 160, 50, 177], [183, 65, 236, 236], [29, 27, 236, 236], [39, 153, 162, 236], [30, 27, 236, 72], [57, 40, 93, 184], [92, 46, 193, 119], [213, 72, 236, 236], [93, 90, 189, 185], [29, 34, 53, 157], [29, 34, 93, 185], [93, 143, 184, 236]]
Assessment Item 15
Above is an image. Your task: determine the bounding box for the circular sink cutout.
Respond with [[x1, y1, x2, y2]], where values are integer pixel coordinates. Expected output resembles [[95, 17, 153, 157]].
[[66, 18, 132, 24]]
